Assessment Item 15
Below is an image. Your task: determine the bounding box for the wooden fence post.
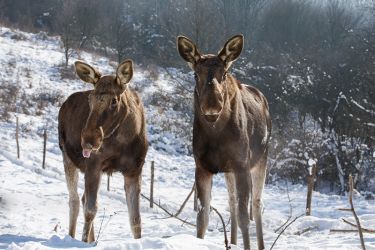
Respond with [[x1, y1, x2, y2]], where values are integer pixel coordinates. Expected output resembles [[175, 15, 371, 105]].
[[150, 161, 154, 208], [107, 175, 110, 191], [306, 163, 317, 216], [16, 117, 20, 159], [42, 129, 47, 169]]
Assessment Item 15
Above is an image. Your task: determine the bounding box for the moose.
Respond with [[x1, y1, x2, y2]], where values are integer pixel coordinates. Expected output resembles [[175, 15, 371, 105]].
[[177, 35, 271, 250], [58, 60, 148, 243]]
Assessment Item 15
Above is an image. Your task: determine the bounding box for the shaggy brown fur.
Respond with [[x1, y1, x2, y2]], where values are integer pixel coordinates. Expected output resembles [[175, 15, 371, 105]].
[[58, 60, 147, 243], [177, 35, 271, 250]]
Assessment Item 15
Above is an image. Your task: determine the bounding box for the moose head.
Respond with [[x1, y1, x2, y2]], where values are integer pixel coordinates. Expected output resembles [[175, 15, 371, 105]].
[[177, 35, 243, 123], [74, 60, 133, 158]]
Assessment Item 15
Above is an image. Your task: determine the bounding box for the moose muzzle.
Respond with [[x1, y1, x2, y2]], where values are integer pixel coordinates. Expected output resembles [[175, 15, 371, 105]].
[[81, 127, 104, 158]]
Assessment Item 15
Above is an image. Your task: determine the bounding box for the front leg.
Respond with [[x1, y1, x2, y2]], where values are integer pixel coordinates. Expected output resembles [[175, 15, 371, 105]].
[[195, 163, 213, 239], [235, 169, 251, 250], [124, 174, 142, 239], [82, 167, 102, 243]]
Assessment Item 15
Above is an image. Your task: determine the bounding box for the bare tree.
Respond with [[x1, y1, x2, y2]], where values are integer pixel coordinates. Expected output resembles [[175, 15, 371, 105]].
[[56, 0, 79, 67]]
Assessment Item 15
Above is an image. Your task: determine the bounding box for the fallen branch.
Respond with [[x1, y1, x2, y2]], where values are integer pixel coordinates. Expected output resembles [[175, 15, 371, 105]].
[[337, 175, 366, 250], [294, 226, 318, 235], [274, 182, 292, 233], [94, 210, 125, 245], [211, 206, 230, 250], [174, 182, 196, 217], [94, 208, 106, 246], [348, 175, 366, 250], [270, 214, 304, 250], [342, 218, 375, 233], [141, 193, 196, 227], [338, 208, 352, 212], [330, 229, 362, 233]]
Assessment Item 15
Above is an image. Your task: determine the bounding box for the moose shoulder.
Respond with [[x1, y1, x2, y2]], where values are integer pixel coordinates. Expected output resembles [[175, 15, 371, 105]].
[[58, 60, 147, 243], [177, 35, 271, 250]]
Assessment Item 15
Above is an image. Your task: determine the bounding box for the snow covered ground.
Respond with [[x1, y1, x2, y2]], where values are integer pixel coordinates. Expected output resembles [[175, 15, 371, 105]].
[[0, 27, 374, 250]]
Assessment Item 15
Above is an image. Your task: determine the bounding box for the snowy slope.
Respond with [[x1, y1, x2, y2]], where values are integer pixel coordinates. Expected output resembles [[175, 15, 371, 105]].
[[0, 27, 375, 250]]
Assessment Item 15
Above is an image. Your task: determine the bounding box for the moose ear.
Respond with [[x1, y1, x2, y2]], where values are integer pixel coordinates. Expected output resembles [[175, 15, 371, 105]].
[[218, 34, 244, 70], [116, 59, 133, 86], [177, 36, 201, 70], [74, 61, 101, 84]]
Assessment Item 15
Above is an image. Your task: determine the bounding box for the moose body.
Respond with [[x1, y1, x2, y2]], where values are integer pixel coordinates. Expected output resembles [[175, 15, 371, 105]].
[[58, 60, 147, 243], [177, 35, 271, 250]]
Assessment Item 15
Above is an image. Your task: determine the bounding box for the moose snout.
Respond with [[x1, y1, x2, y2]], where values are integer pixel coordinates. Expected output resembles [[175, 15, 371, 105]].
[[81, 128, 104, 158]]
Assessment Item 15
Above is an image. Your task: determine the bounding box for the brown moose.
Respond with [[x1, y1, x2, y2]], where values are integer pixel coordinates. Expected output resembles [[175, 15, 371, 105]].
[[177, 35, 271, 250], [58, 60, 148, 243]]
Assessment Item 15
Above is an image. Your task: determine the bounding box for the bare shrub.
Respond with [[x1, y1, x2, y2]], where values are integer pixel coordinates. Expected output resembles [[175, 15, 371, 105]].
[[57, 63, 76, 80], [0, 82, 19, 121]]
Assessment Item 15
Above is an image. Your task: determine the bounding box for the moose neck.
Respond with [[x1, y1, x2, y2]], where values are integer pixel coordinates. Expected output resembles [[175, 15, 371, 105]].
[[104, 91, 129, 141], [115, 90, 142, 144]]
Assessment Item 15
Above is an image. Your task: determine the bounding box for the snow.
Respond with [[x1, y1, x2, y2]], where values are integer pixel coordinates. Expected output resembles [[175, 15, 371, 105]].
[[351, 99, 375, 115], [308, 159, 316, 167], [0, 27, 375, 250]]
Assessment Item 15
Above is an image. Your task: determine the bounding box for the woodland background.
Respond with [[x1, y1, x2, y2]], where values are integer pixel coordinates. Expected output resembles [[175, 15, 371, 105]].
[[0, 0, 374, 194]]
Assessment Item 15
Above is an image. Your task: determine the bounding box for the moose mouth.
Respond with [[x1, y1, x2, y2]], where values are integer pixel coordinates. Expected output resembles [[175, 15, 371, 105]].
[[82, 144, 101, 158], [82, 148, 92, 158], [204, 114, 220, 123]]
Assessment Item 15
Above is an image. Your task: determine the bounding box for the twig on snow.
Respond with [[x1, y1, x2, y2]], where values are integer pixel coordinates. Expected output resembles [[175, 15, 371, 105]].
[[294, 226, 318, 235], [174, 182, 196, 217], [141, 193, 196, 227], [274, 181, 293, 233], [336, 175, 366, 250], [211, 206, 230, 250], [342, 218, 375, 233], [270, 214, 304, 250]]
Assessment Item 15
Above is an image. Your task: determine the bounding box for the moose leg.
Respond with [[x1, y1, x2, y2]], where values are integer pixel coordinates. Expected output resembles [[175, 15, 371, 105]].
[[251, 162, 266, 250], [124, 174, 142, 239], [63, 155, 80, 238], [82, 169, 101, 243], [196, 165, 213, 239], [235, 169, 251, 250], [249, 173, 253, 221], [225, 173, 237, 245]]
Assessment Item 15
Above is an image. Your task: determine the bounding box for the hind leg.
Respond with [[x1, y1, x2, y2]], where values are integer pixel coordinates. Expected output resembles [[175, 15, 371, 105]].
[[249, 173, 253, 221], [63, 154, 80, 239], [225, 173, 237, 245], [124, 174, 142, 238], [251, 159, 267, 250]]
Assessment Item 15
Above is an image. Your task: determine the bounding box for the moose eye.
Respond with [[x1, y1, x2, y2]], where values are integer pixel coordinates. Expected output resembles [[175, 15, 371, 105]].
[[110, 98, 117, 108]]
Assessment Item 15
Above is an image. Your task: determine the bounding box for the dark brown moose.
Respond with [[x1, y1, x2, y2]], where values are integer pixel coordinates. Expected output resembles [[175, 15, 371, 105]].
[[177, 35, 271, 250], [58, 60, 148, 243]]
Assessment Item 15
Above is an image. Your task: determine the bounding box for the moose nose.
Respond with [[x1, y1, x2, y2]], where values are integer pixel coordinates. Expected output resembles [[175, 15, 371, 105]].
[[84, 143, 93, 150], [204, 110, 220, 116]]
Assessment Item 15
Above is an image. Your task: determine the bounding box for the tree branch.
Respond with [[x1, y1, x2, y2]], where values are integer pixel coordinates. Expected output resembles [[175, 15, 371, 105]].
[[211, 206, 230, 250], [270, 214, 304, 250], [174, 182, 196, 217], [342, 219, 375, 233], [141, 193, 196, 227], [348, 175, 366, 250]]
